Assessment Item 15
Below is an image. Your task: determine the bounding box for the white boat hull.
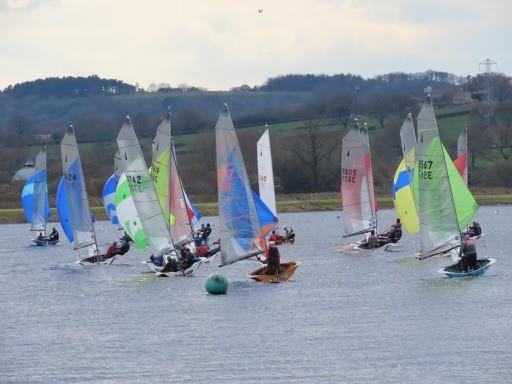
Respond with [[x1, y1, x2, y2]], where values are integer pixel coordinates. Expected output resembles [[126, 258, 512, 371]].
[[143, 259, 204, 277]]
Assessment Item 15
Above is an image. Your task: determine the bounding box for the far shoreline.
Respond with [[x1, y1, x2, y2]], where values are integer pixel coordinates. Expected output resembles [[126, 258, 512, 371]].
[[1, 193, 510, 224]]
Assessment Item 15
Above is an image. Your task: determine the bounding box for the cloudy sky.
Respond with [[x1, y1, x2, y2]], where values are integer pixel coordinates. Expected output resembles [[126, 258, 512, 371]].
[[0, 0, 510, 90]]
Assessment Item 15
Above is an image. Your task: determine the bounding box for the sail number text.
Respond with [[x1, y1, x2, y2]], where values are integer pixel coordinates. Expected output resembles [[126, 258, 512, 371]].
[[127, 175, 146, 193], [341, 168, 358, 183], [417, 160, 433, 180]]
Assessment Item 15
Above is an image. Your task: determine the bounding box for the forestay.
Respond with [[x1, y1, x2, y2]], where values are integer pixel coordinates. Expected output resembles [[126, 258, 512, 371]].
[[216, 104, 265, 266], [414, 98, 478, 258], [116, 117, 174, 256], [341, 124, 377, 237], [22, 146, 51, 232], [58, 126, 97, 251]]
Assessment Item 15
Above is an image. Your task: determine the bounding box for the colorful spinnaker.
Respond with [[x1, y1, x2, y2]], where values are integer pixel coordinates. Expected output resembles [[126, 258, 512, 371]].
[[414, 97, 478, 258], [21, 145, 51, 234], [57, 126, 99, 253], [392, 113, 420, 233], [216, 104, 266, 266], [341, 123, 377, 237], [102, 151, 122, 225], [114, 172, 148, 249]]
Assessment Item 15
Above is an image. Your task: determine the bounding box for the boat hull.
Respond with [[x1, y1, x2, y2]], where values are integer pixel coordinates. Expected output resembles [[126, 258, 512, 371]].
[[143, 259, 203, 277], [439, 258, 496, 278], [78, 254, 114, 265], [248, 261, 301, 282], [33, 239, 59, 246]]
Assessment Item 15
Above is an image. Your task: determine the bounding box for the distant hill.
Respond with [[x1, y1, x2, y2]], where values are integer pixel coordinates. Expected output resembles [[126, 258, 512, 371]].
[[2, 75, 136, 98]]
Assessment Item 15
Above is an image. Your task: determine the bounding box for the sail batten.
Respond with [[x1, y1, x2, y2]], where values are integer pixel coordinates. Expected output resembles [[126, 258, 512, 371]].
[[216, 105, 265, 266]]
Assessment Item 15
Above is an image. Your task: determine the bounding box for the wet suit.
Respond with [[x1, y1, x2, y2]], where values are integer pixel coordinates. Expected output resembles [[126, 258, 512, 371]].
[[456, 239, 477, 272]]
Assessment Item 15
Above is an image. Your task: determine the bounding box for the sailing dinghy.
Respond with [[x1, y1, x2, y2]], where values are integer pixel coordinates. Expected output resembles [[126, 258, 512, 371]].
[[216, 104, 300, 282], [57, 126, 109, 264], [21, 145, 54, 245], [413, 97, 495, 276], [116, 116, 202, 277], [341, 123, 396, 251], [148, 114, 215, 260]]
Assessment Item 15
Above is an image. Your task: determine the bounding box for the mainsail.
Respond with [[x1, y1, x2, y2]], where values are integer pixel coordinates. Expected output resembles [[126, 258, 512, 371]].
[[341, 124, 377, 237], [257, 129, 277, 216], [414, 98, 478, 258], [454, 128, 468, 185], [102, 151, 122, 224], [150, 115, 195, 244], [58, 126, 97, 251], [116, 117, 174, 256], [392, 114, 420, 233], [256, 129, 278, 235], [216, 104, 265, 266], [21, 146, 51, 233]]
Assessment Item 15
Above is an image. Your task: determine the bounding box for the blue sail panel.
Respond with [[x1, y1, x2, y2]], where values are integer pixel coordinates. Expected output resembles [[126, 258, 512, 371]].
[[253, 190, 278, 236], [21, 174, 36, 224], [219, 152, 261, 254], [21, 169, 51, 228], [102, 173, 119, 224], [56, 176, 74, 243]]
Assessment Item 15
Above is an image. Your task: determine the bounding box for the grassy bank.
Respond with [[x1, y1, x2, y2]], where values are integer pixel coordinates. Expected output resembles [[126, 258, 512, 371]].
[[2, 193, 511, 224]]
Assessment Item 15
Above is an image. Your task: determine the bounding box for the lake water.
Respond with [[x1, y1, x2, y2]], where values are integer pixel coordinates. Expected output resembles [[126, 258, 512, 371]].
[[1, 206, 511, 383]]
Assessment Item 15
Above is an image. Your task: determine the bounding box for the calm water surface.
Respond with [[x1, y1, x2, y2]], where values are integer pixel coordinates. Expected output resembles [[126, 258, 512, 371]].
[[1, 207, 511, 383]]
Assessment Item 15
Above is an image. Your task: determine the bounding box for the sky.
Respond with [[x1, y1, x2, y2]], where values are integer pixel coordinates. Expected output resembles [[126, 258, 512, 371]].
[[0, 0, 510, 90]]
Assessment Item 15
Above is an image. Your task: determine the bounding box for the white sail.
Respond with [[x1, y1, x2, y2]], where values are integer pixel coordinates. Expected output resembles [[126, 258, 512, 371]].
[[341, 124, 377, 237], [400, 113, 417, 169], [257, 129, 277, 217], [116, 117, 174, 256], [59, 126, 97, 251]]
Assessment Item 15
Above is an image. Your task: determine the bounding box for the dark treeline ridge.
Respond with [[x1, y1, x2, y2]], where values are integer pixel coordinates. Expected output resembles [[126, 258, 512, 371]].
[[0, 71, 511, 208]]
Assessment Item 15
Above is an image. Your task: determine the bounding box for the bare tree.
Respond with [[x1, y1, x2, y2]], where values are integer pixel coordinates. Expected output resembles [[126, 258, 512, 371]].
[[287, 121, 339, 192]]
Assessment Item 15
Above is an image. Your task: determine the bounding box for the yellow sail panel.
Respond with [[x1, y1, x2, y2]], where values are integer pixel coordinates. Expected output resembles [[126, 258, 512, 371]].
[[392, 160, 419, 233], [149, 149, 170, 225]]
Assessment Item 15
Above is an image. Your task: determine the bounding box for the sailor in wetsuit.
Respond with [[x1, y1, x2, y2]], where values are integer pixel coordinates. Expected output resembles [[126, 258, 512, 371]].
[[458, 234, 478, 272]]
